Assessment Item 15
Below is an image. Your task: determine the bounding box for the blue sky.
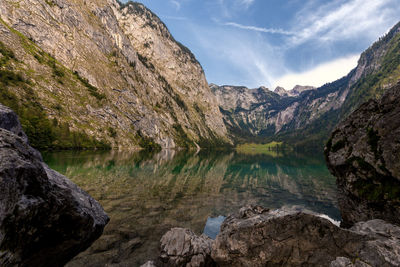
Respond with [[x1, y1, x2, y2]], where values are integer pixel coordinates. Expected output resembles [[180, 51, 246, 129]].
[[122, 0, 400, 89]]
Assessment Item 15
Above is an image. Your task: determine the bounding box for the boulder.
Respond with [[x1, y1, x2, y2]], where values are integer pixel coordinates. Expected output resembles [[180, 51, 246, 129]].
[[325, 83, 400, 227], [0, 104, 109, 266], [158, 228, 214, 267], [0, 104, 27, 143], [211, 206, 365, 267], [211, 206, 400, 267]]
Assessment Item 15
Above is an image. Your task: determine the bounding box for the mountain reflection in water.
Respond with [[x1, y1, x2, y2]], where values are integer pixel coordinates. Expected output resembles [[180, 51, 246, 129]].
[[43, 150, 339, 267]]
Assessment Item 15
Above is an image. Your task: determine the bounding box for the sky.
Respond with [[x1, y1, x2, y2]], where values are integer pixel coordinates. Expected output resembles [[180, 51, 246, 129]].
[[121, 0, 400, 90]]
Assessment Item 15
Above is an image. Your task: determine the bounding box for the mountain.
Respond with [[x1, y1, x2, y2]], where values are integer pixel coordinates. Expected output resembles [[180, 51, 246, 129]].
[[213, 21, 400, 150], [274, 85, 315, 97], [0, 0, 230, 150]]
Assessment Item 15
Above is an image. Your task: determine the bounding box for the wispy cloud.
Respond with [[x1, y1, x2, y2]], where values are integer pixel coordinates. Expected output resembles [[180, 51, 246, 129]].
[[224, 22, 294, 35], [215, 0, 256, 18], [290, 0, 399, 46], [273, 54, 359, 89], [170, 0, 181, 10], [237, 0, 255, 9], [190, 23, 285, 87]]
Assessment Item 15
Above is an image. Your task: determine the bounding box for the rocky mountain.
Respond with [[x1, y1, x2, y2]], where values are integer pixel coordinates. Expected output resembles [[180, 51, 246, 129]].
[[213, 21, 400, 150], [0, 0, 229, 150], [273, 85, 315, 97]]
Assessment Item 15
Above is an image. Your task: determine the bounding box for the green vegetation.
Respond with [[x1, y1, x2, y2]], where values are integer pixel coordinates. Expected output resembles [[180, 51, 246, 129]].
[[137, 53, 155, 70], [0, 40, 109, 150], [172, 124, 195, 149], [73, 71, 106, 101], [0, 41, 16, 66], [342, 30, 400, 116], [135, 130, 161, 151], [108, 127, 117, 138], [236, 142, 289, 156], [354, 178, 400, 202], [45, 0, 56, 7], [157, 74, 187, 111], [0, 83, 110, 150]]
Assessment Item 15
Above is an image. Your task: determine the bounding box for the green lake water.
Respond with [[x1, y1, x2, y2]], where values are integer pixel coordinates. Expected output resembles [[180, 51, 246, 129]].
[[42, 150, 339, 267]]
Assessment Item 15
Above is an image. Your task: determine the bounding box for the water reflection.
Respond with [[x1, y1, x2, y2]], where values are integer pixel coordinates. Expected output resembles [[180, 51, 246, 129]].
[[42, 150, 339, 267], [203, 216, 226, 239]]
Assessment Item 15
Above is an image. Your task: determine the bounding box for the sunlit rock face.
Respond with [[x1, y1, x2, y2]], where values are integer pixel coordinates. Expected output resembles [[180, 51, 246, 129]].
[[0, 0, 229, 149], [325, 83, 400, 227], [0, 104, 109, 267]]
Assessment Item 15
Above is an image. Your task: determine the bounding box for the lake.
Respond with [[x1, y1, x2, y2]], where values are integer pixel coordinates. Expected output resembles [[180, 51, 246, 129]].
[[42, 150, 339, 267]]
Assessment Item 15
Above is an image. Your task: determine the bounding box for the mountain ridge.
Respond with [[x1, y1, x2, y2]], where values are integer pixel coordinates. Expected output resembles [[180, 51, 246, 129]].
[[212, 20, 400, 149], [0, 0, 230, 150]]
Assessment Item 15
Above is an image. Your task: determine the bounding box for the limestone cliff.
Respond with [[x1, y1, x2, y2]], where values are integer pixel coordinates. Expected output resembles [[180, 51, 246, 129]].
[[0, 0, 229, 150]]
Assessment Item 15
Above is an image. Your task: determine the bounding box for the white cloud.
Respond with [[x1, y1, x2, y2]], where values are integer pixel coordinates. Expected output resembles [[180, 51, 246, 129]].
[[215, 0, 255, 18], [290, 0, 399, 46], [190, 23, 285, 87], [237, 0, 254, 8], [273, 54, 359, 89], [170, 0, 181, 10], [224, 22, 294, 35]]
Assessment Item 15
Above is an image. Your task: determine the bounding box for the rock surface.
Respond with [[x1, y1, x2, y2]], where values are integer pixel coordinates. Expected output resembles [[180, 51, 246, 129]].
[[212, 206, 400, 267], [158, 228, 214, 267], [325, 83, 400, 227], [211, 206, 364, 267], [0, 105, 27, 143], [0, 104, 109, 266], [0, 0, 229, 149]]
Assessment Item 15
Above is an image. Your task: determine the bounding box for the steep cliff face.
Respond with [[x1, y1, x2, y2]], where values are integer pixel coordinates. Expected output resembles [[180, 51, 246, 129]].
[[0, 0, 229, 150], [213, 21, 400, 149], [325, 83, 400, 227], [212, 81, 344, 144], [211, 84, 297, 139]]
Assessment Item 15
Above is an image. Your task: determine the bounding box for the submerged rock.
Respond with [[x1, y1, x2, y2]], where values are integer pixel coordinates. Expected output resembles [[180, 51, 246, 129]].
[[0, 104, 109, 266], [158, 228, 214, 267], [325, 83, 400, 227]]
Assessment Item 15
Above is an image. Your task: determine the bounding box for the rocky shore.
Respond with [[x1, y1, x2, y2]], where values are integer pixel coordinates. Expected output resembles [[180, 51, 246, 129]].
[[0, 104, 109, 266], [144, 83, 400, 267]]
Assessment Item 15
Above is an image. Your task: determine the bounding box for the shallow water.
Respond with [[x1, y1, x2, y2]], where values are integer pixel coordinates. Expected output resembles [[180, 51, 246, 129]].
[[43, 150, 339, 267]]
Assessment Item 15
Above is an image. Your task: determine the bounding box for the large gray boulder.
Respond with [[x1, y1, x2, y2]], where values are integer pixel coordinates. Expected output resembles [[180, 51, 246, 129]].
[[0, 104, 109, 266], [325, 83, 400, 227], [211, 206, 364, 267], [211, 206, 400, 267]]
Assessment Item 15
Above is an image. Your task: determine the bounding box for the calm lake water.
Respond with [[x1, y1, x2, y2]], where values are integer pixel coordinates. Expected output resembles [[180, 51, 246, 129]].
[[42, 150, 339, 267]]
